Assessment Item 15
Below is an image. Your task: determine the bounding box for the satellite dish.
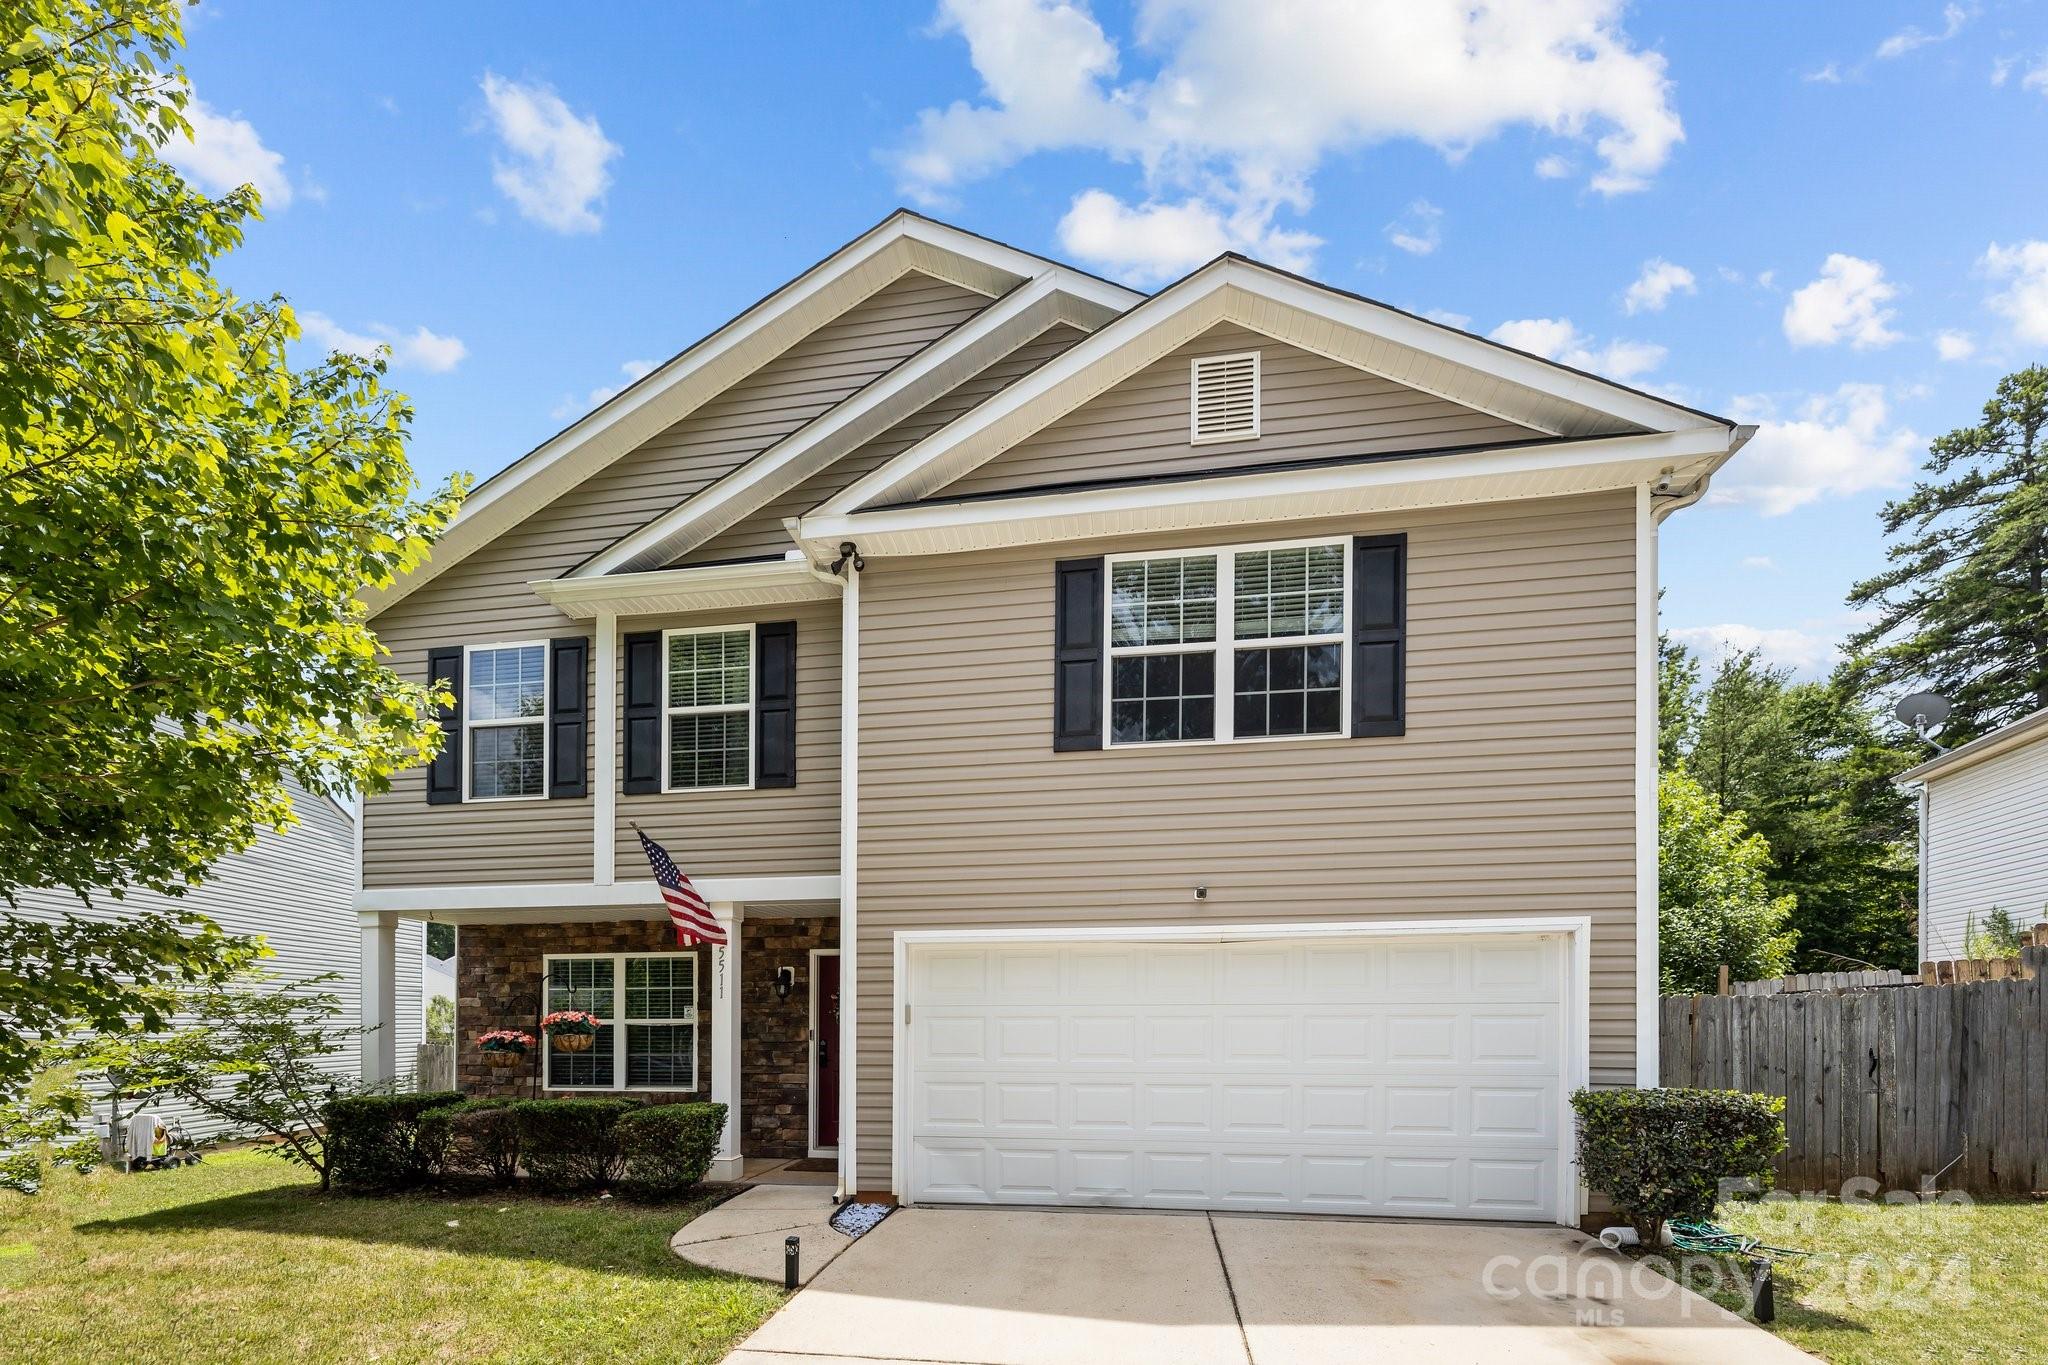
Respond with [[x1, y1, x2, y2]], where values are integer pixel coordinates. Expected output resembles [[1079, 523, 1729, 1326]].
[[1894, 692, 1951, 741]]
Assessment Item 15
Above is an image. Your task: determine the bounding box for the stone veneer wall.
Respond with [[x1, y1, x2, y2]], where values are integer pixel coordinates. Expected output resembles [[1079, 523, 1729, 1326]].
[[455, 920, 710, 1104], [454, 915, 839, 1159], [738, 916, 839, 1160]]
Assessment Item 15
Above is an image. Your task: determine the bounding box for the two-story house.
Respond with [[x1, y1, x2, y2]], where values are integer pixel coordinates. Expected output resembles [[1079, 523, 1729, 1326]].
[[358, 212, 1748, 1225]]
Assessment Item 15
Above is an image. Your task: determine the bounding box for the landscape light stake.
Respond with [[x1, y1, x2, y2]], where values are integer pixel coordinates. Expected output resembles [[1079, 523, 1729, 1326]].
[[1749, 1258, 1775, 1323], [784, 1235, 800, 1290]]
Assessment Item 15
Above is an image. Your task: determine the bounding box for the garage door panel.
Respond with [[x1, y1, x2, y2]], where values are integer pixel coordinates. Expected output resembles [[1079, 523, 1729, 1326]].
[[905, 933, 1569, 1221]]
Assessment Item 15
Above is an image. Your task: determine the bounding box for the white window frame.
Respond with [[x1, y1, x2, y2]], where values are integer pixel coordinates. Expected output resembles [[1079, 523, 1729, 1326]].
[[1103, 535, 1352, 749], [661, 622, 757, 793], [1189, 349, 1261, 445], [539, 951, 700, 1093], [462, 640, 549, 803]]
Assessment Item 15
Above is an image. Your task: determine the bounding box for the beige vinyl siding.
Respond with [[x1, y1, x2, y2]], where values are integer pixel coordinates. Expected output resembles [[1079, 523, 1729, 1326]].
[[14, 785, 426, 1140], [614, 599, 841, 877], [678, 324, 1088, 566], [936, 322, 1543, 500], [852, 490, 1642, 1187], [366, 271, 984, 888]]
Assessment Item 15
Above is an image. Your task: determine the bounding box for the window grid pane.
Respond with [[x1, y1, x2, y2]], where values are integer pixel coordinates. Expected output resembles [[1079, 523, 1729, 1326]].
[[625, 957, 693, 1021], [669, 712, 751, 789], [1234, 642, 1344, 738], [470, 645, 547, 721], [1110, 650, 1216, 744], [549, 1023, 614, 1088], [626, 1024, 694, 1087], [668, 630, 751, 709], [547, 958, 615, 1016], [1235, 545, 1345, 641], [470, 722, 544, 798], [1110, 555, 1217, 647]]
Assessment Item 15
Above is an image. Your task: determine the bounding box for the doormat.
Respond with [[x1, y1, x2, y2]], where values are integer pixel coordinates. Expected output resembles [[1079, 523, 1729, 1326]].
[[781, 1158, 838, 1173]]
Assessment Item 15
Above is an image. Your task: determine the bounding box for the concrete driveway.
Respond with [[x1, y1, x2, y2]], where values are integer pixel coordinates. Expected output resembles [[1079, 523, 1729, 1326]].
[[728, 1207, 1813, 1365]]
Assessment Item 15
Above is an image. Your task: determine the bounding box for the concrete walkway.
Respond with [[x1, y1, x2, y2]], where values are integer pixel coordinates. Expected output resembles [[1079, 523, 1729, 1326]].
[[726, 1206, 1817, 1365], [669, 1185, 851, 1287]]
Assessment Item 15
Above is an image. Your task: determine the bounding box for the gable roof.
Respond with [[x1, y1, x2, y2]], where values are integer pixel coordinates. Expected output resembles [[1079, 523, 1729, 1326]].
[[364, 210, 1136, 615], [813, 254, 1730, 518]]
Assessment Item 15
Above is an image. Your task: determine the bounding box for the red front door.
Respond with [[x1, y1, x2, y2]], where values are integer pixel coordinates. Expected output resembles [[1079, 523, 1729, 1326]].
[[815, 953, 841, 1150]]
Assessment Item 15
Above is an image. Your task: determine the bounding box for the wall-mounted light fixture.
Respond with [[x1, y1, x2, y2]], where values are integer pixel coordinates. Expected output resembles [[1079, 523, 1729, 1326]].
[[774, 966, 796, 1002]]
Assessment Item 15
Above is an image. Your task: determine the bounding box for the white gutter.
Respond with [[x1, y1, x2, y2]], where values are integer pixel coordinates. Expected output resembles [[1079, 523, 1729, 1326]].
[[1633, 481, 1660, 1088], [529, 556, 839, 621]]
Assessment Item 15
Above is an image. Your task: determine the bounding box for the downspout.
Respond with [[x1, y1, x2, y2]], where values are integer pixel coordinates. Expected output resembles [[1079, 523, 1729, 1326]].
[[834, 549, 861, 1201]]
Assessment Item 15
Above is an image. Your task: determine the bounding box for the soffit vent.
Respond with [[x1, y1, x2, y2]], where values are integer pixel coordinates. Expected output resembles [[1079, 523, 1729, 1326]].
[[1190, 350, 1260, 444]]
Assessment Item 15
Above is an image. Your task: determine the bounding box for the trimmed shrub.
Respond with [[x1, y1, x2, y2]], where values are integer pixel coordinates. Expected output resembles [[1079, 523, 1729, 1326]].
[[325, 1091, 463, 1191], [617, 1103, 726, 1197], [510, 1098, 641, 1191], [1571, 1087, 1786, 1244], [419, 1099, 520, 1185]]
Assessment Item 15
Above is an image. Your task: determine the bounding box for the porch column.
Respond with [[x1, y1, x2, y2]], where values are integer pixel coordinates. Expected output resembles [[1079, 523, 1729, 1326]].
[[707, 902, 744, 1181], [358, 911, 398, 1087]]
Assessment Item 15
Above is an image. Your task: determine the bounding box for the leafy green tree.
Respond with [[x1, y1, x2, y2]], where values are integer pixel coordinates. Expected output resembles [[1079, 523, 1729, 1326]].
[[425, 993, 454, 1044], [1, 0, 463, 904], [425, 921, 456, 961], [0, 2, 461, 1089], [1847, 366, 2048, 743], [117, 973, 367, 1192], [1659, 767, 1798, 992], [1657, 631, 1700, 769], [0, 1059, 101, 1194]]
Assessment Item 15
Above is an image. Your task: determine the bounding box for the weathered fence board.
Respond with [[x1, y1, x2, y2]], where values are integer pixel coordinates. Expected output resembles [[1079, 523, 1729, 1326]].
[[1661, 948, 2048, 1197]]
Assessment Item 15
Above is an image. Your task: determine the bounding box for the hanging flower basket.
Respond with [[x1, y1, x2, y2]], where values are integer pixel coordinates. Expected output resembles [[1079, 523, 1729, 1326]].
[[541, 1010, 600, 1053], [478, 1030, 535, 1067]]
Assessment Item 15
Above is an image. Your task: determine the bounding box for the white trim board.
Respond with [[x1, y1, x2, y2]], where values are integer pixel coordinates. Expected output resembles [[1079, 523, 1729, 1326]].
[[532, 557, 840, 620], [816, 258, 1725, 518], [800, 427, 1736, 561], [355, 875, 841, 917], [364, 212, 1137, 617], [887, 916, 1593, 1227]]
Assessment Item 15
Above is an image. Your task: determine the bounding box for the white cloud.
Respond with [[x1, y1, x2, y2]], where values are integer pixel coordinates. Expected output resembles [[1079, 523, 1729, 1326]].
[[1782, 254, 1901, 348], [1711, 384, 1919, 515], [1668, 623, 1841, 677], [552, 359, 657, 420], [1804, 62, 1844, 84], [1981, 240, 2048, 344], [1875, 3, 1968, 60], [1533, 154, 1572, 179], [1623, 258, 1696, 314], [1054, 189, 1319, 284], [1740, 556, 1777, 571], [896, 0, 1682, 279], [1384, 199, 1442, 256], [298, 312, 469, 373], [162, 96, 293, 207], [1421, 307, 1472, 329], [2025, 55, 2048, 95], [479, 73, 620, 234], [1935, 329, 1976, 360], [1487, 317, 1665, 380]]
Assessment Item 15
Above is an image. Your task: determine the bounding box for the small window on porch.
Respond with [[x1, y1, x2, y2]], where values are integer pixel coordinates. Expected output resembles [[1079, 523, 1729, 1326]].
[[542, 953, 698, 1091]]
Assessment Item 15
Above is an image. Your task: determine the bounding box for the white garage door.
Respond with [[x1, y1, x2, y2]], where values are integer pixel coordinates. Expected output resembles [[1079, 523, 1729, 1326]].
[[903, 931, 1570, 1221]]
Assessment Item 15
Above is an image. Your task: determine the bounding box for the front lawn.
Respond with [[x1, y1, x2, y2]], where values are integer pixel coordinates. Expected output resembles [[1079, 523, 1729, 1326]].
[[1652, 1196, 2048, 1364], [0, 1148, 784, 1364]]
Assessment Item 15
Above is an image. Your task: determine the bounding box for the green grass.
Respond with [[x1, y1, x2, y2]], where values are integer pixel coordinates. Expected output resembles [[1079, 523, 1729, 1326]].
[[1649, 1196, 2048, 1363], [0, 1149, 785, 1364]]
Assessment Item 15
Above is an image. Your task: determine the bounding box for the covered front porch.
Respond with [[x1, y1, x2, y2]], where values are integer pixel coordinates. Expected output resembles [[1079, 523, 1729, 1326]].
[[357, 884, 841, 1185]]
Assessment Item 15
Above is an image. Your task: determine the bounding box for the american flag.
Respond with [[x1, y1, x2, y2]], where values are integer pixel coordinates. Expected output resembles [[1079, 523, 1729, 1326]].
[[637, 827, 725, 947]]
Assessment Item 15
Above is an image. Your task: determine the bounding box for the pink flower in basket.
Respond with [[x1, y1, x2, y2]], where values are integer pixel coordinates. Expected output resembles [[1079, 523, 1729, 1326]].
[[540, 1010, 600, 1036], [477, 1029, 535, 1053]]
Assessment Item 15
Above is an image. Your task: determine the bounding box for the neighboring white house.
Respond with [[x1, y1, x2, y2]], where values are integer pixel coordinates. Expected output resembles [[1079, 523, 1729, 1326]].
[[11, 779, 426, 1139], [1899, 706, 2048, 963]]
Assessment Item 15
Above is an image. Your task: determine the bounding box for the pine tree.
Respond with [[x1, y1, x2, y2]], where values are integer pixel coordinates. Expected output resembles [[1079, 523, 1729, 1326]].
[[1847, 366, 2048, 742]]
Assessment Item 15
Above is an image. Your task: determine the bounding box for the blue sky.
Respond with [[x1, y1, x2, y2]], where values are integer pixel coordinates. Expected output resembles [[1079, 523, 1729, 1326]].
[[167, 1, 2048, 677]]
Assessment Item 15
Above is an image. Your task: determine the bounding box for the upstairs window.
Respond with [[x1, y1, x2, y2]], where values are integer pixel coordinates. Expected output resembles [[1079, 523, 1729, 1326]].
[[666, 626, 753, 790], [1190, 350, 1260, 443], [1106, 538, 1348, 746], [466, 643, 547, 799]]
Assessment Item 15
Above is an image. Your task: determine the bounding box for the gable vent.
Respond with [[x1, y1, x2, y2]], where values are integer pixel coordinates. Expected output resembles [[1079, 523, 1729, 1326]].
[[1190, 350, 1261, 444]]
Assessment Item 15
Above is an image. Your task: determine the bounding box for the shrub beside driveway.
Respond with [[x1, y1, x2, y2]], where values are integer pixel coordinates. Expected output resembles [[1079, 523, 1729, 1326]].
[[0, 1148, 781, 1364]]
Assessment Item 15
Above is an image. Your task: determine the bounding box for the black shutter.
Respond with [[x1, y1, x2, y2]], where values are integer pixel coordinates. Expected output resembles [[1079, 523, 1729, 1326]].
[[623, 630, 663, 794], [547, 636, 589, 799], [1053, 557, 1105, 751], [425, 645, 463, 804], [755, 621, 797, 789], [1351, 534, 1407, 738]]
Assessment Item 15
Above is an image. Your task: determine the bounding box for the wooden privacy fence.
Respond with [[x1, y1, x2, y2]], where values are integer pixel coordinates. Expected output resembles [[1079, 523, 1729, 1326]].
[[412, 1042, 454, 1093], [1660, 947, 2048, 1197]]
